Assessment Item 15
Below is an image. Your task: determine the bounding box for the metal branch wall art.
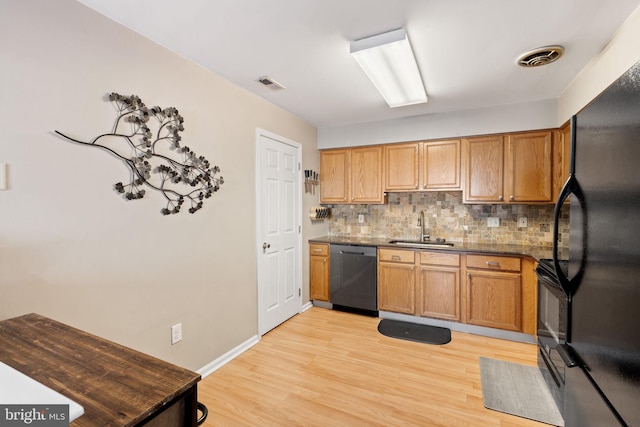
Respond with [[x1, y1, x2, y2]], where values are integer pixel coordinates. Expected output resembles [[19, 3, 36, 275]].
[[55, 93, 223, 215]]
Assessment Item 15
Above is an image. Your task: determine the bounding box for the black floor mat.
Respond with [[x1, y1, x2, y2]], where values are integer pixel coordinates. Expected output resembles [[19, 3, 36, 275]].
[[377, 319, 451, 345]]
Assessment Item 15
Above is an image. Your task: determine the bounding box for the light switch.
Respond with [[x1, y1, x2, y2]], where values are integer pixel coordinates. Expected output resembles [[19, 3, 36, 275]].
[[0, 163, 7, 190], [487, 217, 499, 228]]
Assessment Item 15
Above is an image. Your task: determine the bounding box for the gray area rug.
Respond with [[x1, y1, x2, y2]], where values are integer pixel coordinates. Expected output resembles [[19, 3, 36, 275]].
[[479, 357, 564, 426]]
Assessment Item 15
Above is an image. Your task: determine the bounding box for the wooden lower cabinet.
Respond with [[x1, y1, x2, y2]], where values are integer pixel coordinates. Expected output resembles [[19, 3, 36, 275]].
[[309, 243, 330, 301], [377, 249, 534, 335], [465, 254, 522, 332], [417, 252, 460, 321], [378, 248, 415, 314]]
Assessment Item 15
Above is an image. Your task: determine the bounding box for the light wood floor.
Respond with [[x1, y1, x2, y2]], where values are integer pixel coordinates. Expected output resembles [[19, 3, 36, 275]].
[[198, 307, 547, 427]]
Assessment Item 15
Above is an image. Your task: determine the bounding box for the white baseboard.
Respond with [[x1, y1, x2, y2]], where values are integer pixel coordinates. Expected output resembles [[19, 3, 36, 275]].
[[197, 335, 260, 378], [197, 304, 313, 378]]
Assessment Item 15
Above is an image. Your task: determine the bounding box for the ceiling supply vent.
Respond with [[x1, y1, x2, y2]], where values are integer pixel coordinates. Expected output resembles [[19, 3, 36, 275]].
[[258, 76, 285, 90], [516, 45, 564, 67]]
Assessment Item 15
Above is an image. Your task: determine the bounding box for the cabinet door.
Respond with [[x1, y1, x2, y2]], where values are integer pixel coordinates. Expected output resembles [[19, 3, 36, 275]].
[[384, 143, 420, 191], [320, 149, 349, 203], [466, 270, 521, 331], [505, 131, 553, 203], [417, 266, 460, 321], [350, 146, 385, 203], [378, 261, 415, 314], [422, 140, 461, 190], [553, 123, 571, 201], [463, 136, 504, 202], [309, 244, 330, 301]]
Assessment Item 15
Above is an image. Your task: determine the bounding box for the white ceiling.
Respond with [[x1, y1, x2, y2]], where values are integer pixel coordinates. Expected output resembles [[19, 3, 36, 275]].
[[78, 0, 640, 129]]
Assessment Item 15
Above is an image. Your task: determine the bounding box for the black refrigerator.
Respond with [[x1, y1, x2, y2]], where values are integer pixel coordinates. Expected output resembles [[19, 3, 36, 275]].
[[553, 60, 640, 426]]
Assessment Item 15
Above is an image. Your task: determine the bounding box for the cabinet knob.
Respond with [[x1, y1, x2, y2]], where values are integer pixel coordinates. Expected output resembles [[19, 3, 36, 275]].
[[498, 195, 503, 201], [391, 255, 401, 261], [509, 195, 514, 201], [486, 261, 500, 267]]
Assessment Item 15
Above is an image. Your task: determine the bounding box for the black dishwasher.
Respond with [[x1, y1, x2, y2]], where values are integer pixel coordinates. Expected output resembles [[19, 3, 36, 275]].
[[330, 244, 378, 316]]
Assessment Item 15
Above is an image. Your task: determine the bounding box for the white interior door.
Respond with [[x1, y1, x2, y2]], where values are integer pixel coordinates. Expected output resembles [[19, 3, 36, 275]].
[[256, 130, 302, 336]]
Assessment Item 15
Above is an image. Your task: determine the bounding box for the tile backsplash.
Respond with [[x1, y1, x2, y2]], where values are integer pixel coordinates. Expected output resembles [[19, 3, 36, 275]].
[[326, 192, 569, 248]]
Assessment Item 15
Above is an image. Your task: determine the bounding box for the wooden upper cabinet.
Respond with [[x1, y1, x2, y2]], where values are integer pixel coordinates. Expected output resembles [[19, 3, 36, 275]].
[[505, 131, 553, 203], [463, 135, 504, 202], [463, 130, 554, 204], [384, 139, 460, 192], [320, 149, 349, 203], [320, 146, 385, 204], [350, 145, 385, 203], [422, 139, 461, 190], [553, 122, 572, 201], [384, 143, 420, 191]]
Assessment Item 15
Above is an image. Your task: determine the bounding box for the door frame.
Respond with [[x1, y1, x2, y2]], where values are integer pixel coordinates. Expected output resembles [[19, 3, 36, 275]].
[[255, 128, 303, 336]]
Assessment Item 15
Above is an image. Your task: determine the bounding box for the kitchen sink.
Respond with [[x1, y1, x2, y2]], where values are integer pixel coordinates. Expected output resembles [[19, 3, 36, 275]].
[[388, 240, 454, 249]]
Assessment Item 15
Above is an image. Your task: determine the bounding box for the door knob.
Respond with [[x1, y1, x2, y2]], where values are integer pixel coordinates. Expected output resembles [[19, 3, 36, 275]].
[[262, 242, 271, 251]]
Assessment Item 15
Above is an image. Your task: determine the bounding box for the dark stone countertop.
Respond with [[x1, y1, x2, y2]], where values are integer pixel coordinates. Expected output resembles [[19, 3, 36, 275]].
[[308, 235, 568, 261]]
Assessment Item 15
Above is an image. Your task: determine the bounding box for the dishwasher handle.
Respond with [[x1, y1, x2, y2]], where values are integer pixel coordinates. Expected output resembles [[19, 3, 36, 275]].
[[340, 250, 367, 256]]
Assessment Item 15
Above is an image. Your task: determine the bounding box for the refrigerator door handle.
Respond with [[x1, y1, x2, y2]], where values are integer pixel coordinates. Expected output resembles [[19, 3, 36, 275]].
[[553, 175, 588, 298], [553, 174, 578, 291]]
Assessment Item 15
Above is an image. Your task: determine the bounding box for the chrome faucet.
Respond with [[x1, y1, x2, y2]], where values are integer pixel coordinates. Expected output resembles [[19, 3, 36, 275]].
[[417, 210, 430, 242]]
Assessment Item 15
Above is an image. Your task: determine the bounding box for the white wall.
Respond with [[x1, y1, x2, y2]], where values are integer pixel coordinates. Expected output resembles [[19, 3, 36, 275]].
[[559, 5, 640, 121], [318, 95, 557, 149], [0, 0, 324, 371]]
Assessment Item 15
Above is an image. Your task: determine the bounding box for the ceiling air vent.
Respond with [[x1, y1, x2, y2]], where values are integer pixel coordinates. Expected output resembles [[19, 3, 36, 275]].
[[516, 46, 564, 67], [258, 76, 285, 90]]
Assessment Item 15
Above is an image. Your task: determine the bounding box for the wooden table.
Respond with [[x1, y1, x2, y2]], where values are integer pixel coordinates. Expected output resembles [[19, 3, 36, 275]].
[[0, 313, 201, 426]]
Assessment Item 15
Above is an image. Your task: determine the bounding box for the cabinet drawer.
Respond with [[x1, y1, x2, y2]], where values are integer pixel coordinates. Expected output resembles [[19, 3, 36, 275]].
[[379, 248, 415, 263], [466, 254, 521, 272], [310, 243, 329, 256], [420, 251, 460, 267]]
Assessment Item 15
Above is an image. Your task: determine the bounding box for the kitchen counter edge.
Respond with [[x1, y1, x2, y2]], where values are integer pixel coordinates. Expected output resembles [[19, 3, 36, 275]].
[[308, 235, 567, 261]]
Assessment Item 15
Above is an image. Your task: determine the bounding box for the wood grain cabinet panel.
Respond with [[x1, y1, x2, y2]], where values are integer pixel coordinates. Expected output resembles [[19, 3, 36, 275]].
[[417, 251, 460, 321], [384, 142, 420, 191], [309, 243, 330, 301], [465, 253, 523, 332], [463, 135, 504, 202], [466, 270, 522, 332], [505, 131, 553, 203], [350, 146, 385, 203], [378, 249, 415, 314], [463, 130, 555, 204], [384, 140, 461, 192], [320, 146, 386, 204], [418, 266, 460, 321], [554, 121, 572, 201], [320, 149, 349, 203], [422, 140, 461, 190]]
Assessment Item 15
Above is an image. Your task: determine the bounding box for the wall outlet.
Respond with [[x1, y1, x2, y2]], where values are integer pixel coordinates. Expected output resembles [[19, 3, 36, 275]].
[[518, 217, 528, 227], [487, 217, 500, 228], [171, 323, 182, 345], [358, 214, 364, 223]]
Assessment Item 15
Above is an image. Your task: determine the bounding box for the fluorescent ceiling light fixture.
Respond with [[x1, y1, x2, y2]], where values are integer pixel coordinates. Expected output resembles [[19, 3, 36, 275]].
[[350, 28, 427, 108]]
